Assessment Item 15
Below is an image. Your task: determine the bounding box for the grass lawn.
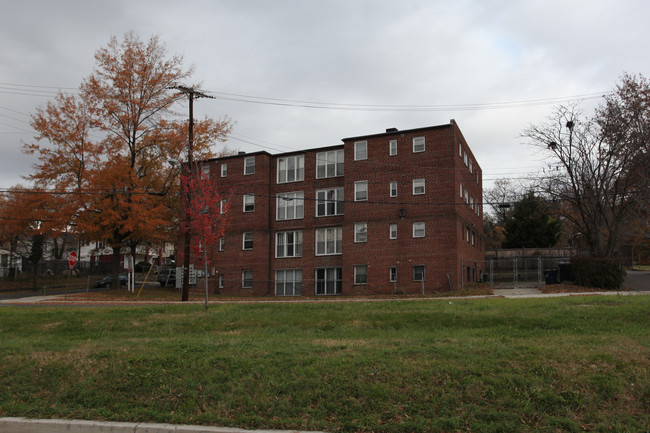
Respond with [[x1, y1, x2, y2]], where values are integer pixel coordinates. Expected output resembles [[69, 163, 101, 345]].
[[0, 296, 648, 433]]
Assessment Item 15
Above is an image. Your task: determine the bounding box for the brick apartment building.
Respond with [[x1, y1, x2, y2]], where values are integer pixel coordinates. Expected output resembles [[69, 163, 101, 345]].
[[187, 120, 484, 296]]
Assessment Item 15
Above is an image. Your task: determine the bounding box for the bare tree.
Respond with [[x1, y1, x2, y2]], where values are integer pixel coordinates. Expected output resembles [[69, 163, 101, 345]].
[[522, 74, 650, 257]]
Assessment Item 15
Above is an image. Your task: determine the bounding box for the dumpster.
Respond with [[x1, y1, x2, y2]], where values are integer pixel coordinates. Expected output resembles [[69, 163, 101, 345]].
[[544, 269, 559, 284]]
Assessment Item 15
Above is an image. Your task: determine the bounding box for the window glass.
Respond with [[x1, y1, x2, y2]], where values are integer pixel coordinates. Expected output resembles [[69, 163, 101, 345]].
[[316, 149, 344, 178], [389, 140, 397, 156], [277, 155, 305, 183], [390, 181, 398, 197], [354, 141, 368, 160], [355, 181, 368, 201], [354, 222, 367, 243], [354, 265, 368, 284], [243, 194, 255, 212], [221, 163, 227, 177], [413, 179, 425, 195], [315, 267, 342, 295], [413, 265, 425, 281], [316, 188, 344, 216], [413, 137, 425, 153], [390, 223, 397, 239], [316, 227, 342, 255], [242, 232, 253, 250], [275, 269, 302, 296], [413, 222, 425, 238], [244, 156, 255, 175], [242, 270, 253, 288], [276, 192, 304, 220]]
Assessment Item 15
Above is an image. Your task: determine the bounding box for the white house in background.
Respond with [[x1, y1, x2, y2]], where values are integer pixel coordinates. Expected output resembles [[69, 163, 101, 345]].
[[80, 241, 176, 270], [0, 248, 22, 277]]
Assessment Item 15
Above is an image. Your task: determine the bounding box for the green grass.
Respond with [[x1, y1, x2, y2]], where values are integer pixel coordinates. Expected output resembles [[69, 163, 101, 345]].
[[1, 296, 649, 433]]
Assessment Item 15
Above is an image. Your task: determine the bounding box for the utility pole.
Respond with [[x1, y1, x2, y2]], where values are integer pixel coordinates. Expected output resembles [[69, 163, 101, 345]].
[[173, 85, 213, 302]]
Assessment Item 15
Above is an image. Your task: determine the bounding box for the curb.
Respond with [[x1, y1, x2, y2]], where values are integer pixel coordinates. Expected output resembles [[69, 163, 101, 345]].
[[0, 417, 324, 433]]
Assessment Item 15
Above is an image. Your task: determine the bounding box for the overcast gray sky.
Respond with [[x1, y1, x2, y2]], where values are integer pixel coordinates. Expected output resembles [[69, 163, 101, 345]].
[[1, 0, 649, 192]]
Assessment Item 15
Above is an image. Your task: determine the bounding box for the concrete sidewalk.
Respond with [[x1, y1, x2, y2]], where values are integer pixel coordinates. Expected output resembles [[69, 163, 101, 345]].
[[0, 417, 324, 433]]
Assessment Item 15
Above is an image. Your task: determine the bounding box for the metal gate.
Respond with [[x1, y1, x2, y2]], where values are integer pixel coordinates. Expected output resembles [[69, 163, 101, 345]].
[[489, 257, 542, 288]]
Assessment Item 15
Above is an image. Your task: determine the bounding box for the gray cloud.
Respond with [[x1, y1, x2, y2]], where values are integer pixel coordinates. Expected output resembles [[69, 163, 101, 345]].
[[1, 0, 649, 193]]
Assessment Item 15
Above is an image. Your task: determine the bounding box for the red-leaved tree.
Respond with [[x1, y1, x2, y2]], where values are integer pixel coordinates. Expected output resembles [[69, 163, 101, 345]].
[[180, 167, 230, 309]]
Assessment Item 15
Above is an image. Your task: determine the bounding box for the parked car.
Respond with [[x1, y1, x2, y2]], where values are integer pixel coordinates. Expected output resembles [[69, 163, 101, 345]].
[[94, 275, 128, 288], [157, 268, 177, 287], [135, 261, 158, 273]]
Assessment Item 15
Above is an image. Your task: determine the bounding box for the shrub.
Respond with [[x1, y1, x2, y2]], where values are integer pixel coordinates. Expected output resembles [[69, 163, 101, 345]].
[[570, 256, 625, 290]]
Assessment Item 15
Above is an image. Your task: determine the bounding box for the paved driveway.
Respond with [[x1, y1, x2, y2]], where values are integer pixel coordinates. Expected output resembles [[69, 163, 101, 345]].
[[623, 270, 650, 291]]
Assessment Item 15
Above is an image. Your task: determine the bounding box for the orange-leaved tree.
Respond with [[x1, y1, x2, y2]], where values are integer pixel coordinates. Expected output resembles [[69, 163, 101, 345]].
[[25, 32, 233, 288]]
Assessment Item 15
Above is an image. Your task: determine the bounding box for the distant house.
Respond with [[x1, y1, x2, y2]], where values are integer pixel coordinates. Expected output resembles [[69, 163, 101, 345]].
[[181, 120, 485, 296]]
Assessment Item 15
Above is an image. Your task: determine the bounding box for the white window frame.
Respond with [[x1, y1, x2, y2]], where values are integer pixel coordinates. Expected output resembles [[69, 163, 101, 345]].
[[219, 237, 225, 252], [316, 188, 344, 217], [389, 223, 397, 239], [469, 159, 473, 174], [243, 194, 255, 212], [316, 149, 344, 179], [413, 178, 425, 195], [354, 141, 368, 161], [242, 270, 253, 288], [413, 222, 425, 238], [276, 230, 303, 258], [390, 181, 398, 197], [276, 192, 304, 220], [354, 181, 368, 201], [201, 165, 210, 177], [413, 136, 425, 153], [389, 266, 397, 282], [354, 264, 368, 285], [463, 151, 468, 167], [459, 143, 463, 157], [354, 222, 367, 243], [277, 155, 305, 184], [389, 139, 397, 156], [244, 156, 255, 175], [221, 163, 227, 177], [460, 183, 463, 198], [218, 274, 224, 288], [315, 227, 342, 256], [275, 269, 302, 296], [220, 199, 228, 215], [315, 267, 342, 295], [242, 232, 253, 250]]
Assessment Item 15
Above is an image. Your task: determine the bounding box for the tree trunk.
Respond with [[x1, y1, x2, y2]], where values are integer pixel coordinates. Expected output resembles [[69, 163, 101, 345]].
[[111, 246, 121, 289]]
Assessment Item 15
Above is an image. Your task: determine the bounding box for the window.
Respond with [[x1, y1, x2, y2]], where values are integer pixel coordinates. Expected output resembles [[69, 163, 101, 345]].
[[413, 136, 425, 153], [220, 199, 228, 214], [244, 156, 255, 175], [389, 266, 397, 282], [459, 143, 463, 157], [389, 223, 397, 239], [201, 165, 210, 177], [275, 269, 302, 296], [354, 181, 368, 201], [464, 190, 469, 204], [316, 188, 344, 216], [277, 155, 304, 183], [413, 178, 425, 195], [219, 237, 225, 251], [218, 274, 224, 289], [316, 227, 342, 255], [390, 181, 398, 197], [316, 149, 344, 178], [315, 267, 342, 295], [469, 159, 473, 174], [389, 139, 397, 156], [276, 192, 304, 220], [466, 227, 471, 243], [460, 183, 463, 198], [242, 270, 253, 288], [276, 231, 303, 258], [242, 232, 253, 250], [354, 141, 368, 160], [413, 222, 425, 238], [354, 265, 368, 285], [243, 194, 255, 212], [463, 151, 468, 167], [413, 265, 425, 281], [471, 231, 476, 246], [221, 163, 227, 177], [354, 222, 367, 243]]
